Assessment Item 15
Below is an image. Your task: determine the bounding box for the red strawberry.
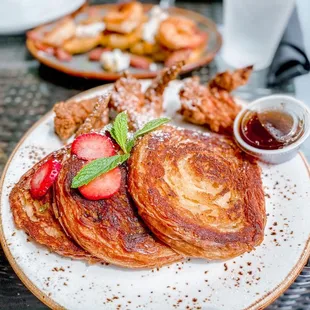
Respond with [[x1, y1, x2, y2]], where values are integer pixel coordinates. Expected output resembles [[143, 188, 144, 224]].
[[88, 47, 111, 61], [71, 133, 116, 160], [79, 167, 121, 200], [30, 160, 62, 199], [55, 48, 72, 62], [130, 55, 151, 69]]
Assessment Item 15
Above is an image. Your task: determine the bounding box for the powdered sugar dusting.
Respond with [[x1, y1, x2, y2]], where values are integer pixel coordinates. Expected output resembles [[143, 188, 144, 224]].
[[151, 129, 171, 142]]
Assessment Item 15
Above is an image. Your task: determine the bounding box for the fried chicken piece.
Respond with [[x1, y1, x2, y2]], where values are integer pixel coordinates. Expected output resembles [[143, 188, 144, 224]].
[[144, 61, 184, 116], [54, 96, 109, 140], [109, 72, 145, 130], [179, 76, 241, 132], [75, 94, 111, 137], [109, 62, 184, 130], [208, 65, 253, 92], [179, 67, 252, 133]]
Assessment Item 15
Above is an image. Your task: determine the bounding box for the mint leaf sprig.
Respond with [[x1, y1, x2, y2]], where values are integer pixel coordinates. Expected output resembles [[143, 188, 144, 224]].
[[109, 112, 129, 154], [71, 154, 130, 189], [71, 112, 170, 188], [109, 112, 170, 154]]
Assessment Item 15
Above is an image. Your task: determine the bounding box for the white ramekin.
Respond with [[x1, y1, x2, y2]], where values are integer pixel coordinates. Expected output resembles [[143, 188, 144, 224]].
[[233, 95, 310, 164]]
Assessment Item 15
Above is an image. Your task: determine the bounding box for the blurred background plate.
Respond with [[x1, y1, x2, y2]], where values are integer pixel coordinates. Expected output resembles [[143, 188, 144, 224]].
[[0, 0, 86, 35], [26, 4, 222, 80]]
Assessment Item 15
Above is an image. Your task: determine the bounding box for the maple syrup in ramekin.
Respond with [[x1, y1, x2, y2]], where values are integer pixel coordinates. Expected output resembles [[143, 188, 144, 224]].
[[239, 109, 304, 150], [233, 95, 310, 164]]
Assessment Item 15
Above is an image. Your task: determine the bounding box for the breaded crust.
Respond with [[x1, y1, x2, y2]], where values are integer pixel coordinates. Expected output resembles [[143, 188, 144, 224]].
[[54, 157, 182, 268], [109, 62, 183, 130], [178, 66, 253, 133], [9, 149, 95, 260], [54, 95, 109, 140], [128, 125, 266, 260]]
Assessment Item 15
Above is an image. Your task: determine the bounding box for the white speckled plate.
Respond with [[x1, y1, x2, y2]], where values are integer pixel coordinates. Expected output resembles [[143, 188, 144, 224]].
[[1, 81, 310, 310]]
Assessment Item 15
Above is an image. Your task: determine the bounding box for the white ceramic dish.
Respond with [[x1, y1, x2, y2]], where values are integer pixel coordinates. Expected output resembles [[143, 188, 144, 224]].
[[0, 0, 85, 35], [0, 81, 310, 310]]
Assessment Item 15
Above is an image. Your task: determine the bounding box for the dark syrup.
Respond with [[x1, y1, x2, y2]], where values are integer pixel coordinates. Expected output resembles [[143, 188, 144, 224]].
[[239, 109, 303, 150]]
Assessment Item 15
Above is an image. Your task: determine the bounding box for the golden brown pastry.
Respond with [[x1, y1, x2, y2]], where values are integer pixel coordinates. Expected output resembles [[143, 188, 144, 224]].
[[157, 16, 207, 51], [9, 149, 95, 261], [42, 17, 76, 47], [103, 1, 145, 34], [54, 157, 182, 268], [129, 41, 157, 56], [100, 24, 143, 50], [63, 35, 101, 54], [128, 125, 266, 260]]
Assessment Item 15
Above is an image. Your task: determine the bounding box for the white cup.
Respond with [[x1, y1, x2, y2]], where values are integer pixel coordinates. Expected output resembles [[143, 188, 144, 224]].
[[222, 0, 295, 71]]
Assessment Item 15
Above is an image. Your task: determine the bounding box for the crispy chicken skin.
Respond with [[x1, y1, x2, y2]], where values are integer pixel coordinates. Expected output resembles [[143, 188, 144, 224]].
[[54, 62, 183, 139], [109, 72, 145, 130], [179, 66, 253, 133], [109, 62, 184, 129], [144, 61, 184, 116], [54, 96, 109, 140], [208, 65, 253, 92], [75, 94, 110, 137]]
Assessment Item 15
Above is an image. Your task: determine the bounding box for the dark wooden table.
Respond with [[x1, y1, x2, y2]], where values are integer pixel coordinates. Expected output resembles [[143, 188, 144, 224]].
[[0, 1, 309, 309]]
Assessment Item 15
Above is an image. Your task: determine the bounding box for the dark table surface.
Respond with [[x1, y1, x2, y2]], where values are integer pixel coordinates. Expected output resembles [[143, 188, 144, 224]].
[[0, 1, 309, 309]]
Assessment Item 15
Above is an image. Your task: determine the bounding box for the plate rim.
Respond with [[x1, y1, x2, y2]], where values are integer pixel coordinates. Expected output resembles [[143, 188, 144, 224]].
[[0, 83, 310, 310], [26, 3, 222, 81]]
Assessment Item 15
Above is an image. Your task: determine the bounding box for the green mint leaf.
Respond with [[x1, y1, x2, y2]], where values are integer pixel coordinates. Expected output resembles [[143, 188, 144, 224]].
[[71, 154, 130, 188], [39, 203, 50, 213], [109, 112, 128, 153], [134, 118, 170, 139], [126, 138, 135, 153]]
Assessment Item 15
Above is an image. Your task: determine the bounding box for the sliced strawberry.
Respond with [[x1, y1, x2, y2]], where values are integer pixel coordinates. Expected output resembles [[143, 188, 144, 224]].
[[55, 48, 72, 62], [30, 160, 62, 199], [33, 41, 55, 55], [165, 49, 192, 67], [79, 167, 121, 200], [71, 133, 116, 160], [130, 55, 151, 69], [88, 47, 112, 61]]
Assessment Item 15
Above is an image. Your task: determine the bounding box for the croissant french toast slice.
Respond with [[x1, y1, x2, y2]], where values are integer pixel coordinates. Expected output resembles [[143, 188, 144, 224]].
[[128, 125, 266, 260], [9, 148, 97, 261]]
